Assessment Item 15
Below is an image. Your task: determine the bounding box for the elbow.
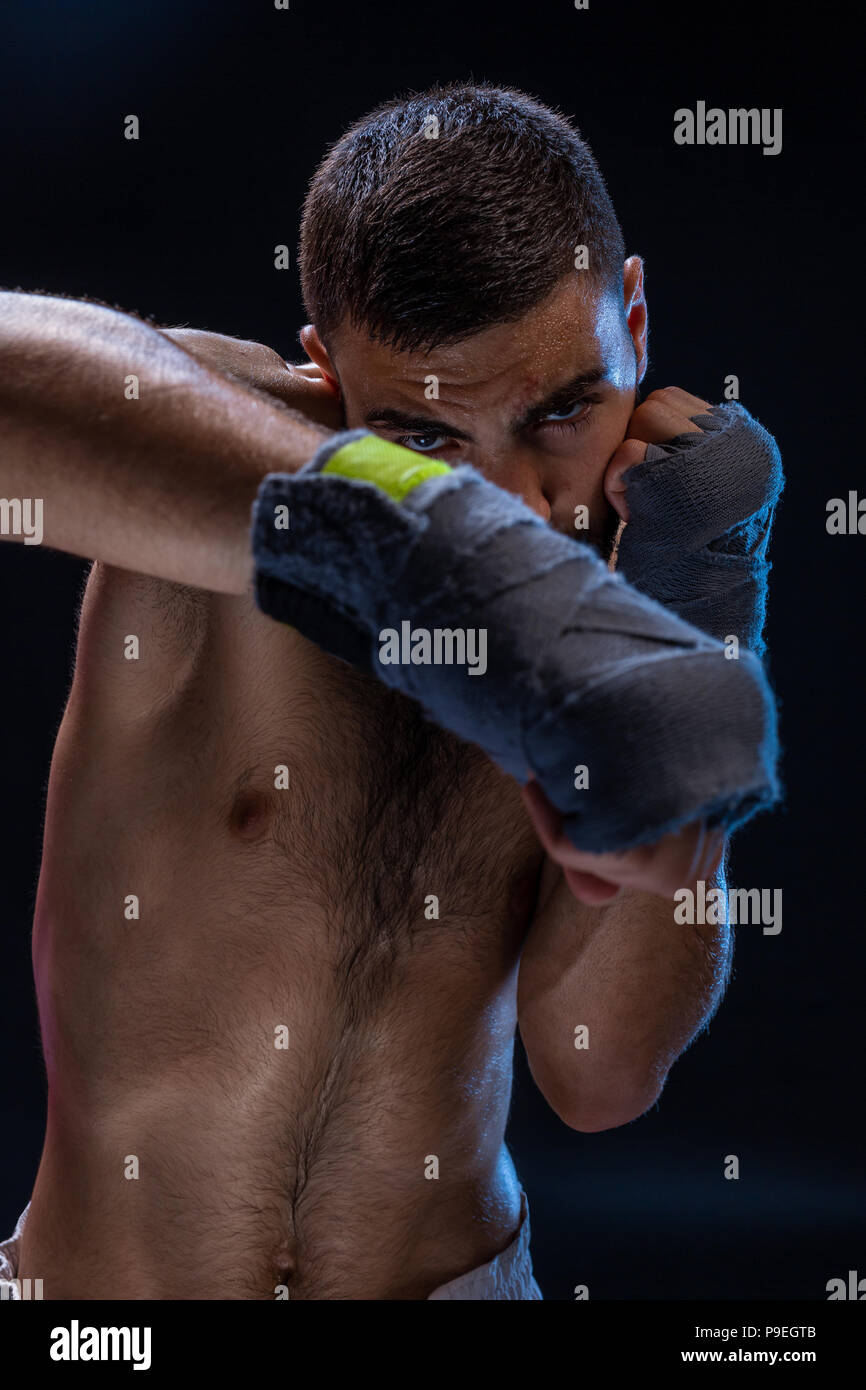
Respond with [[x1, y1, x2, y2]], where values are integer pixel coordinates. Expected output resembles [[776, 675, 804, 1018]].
[[557, 1086, 662, 1133], [533, 1062, 668, 1134]]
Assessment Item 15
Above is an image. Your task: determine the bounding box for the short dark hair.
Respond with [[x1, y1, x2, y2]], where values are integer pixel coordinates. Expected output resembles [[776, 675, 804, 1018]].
[[299, 83, 626, 355]]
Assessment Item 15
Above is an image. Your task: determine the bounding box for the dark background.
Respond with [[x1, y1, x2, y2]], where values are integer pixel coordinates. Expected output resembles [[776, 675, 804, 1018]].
[[1, 0, 862, 1300]]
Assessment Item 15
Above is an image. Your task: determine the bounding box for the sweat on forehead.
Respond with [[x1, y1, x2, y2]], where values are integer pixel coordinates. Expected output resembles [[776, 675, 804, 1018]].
[[330, 276, 626, 392], [358, 362, 610, 444]]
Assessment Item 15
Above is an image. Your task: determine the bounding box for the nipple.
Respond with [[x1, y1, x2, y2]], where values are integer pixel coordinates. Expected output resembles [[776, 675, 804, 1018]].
[[228, 787, 273, 842]]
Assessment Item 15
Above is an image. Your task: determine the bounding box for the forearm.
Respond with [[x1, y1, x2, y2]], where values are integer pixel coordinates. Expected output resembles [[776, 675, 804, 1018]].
[[517, 860, 732, 1131], [253, 432, 779, 853], [0, 291, 329, 590]]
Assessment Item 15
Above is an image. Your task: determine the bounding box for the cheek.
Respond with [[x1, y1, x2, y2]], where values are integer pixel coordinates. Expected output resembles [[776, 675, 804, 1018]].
[[546, 403, 635, 537], [579, 400, 638, 497], [598, 395, 638, 455], [546, 401, 632, 484]]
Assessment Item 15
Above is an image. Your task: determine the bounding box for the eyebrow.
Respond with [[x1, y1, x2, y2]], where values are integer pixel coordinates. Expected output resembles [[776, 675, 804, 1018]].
[[364, 364, 609, 442], [512, 365, 609, 431], [363, 407, 475, 442]]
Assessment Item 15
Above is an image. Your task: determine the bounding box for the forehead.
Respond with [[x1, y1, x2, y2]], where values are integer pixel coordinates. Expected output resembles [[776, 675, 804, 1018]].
[[331, 276, 629, 407]]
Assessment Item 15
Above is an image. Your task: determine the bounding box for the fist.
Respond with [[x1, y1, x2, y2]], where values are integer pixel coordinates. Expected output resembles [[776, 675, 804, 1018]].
[[597, 387, 783, 654], [604, 386, 712, 522], [522, 777, 725, 906]]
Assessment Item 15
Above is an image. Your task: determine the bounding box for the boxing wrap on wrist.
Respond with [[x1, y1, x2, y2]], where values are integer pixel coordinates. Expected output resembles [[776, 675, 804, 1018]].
[[252, 429, 780, 854], [615, 401, 784, 655]]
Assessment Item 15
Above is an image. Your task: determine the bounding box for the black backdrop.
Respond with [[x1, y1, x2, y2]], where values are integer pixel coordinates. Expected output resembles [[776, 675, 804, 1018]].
[[1, 0, 862, 1301]]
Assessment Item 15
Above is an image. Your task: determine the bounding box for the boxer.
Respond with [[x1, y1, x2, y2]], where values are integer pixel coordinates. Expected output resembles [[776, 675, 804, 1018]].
[[0, 83, 782, 1299]]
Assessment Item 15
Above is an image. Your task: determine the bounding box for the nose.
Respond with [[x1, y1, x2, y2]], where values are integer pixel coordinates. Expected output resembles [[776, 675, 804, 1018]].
[[473, 448, 552, 521], [523, 486, 552, 523]]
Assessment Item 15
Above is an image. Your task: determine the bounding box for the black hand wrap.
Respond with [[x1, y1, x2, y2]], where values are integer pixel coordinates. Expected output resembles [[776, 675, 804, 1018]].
[[252, 431, 781, 853], [615, 401, 784, 655]]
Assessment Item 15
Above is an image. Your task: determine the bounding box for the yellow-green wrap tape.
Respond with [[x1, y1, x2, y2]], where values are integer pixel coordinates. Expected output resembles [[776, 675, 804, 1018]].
[[322, 434, 451, 503]]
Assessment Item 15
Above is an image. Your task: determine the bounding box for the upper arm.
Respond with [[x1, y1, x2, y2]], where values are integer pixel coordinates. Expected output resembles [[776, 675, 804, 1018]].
[[160, 328, 344, 430]]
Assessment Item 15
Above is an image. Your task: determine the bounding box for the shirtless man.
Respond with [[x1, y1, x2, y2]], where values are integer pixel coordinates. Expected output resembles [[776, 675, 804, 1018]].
[[0, 84, 780, 1299]]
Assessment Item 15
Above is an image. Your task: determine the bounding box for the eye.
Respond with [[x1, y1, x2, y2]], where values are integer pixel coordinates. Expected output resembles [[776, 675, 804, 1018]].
[[533, 396, 599, 439], [399, 431, 449, 453], [541, 399, 589, 424]]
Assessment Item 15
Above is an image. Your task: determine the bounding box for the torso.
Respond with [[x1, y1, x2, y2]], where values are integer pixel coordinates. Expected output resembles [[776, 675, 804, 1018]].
[[20, 564, 545, 1298]]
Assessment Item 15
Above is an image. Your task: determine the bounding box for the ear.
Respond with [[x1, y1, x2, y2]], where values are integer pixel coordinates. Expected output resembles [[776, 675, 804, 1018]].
[[299, 325, 340, 392], [622, 256, 648, 386]]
